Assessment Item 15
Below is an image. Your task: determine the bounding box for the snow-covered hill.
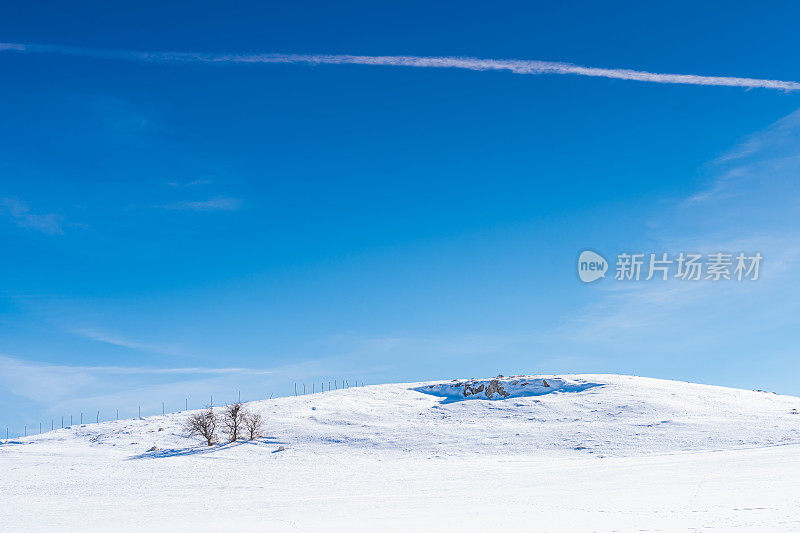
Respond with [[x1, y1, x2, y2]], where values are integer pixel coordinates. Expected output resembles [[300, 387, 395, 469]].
[[2, 374, 800, 531]]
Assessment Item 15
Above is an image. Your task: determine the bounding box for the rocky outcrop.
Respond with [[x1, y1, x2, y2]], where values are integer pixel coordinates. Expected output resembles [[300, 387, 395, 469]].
[[414, 376, 599, 402]]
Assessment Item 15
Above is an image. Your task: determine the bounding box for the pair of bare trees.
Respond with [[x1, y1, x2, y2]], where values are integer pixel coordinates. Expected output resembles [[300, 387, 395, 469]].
[[223, 402, 264, 442], [185, 403, 263, 446]]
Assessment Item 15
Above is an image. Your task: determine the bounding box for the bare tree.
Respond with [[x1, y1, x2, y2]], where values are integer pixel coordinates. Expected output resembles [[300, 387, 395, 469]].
[[185, 407, 217, 446], [223, 402, 247, 442], [244, 411, 264, 440]]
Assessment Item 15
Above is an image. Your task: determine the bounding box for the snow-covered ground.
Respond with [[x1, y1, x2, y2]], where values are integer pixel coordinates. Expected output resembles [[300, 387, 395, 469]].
[[2, 374, 800, 531]]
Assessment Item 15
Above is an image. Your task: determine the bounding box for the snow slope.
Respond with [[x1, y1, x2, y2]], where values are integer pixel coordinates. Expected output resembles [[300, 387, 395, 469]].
[[2, 374, 800, 531]]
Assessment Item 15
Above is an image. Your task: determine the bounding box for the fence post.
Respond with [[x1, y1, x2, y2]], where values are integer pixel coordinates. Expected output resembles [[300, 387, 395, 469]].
[[80, 413, 83, 425], [185, 398, 188, 411], [303, 384, 306, 394], [97, 411, 99, 423], [162, 402, 165, 415], [138, 406, 141, 419], [116, 409, 119, 421], [294, 383, 297, 396], [238, 391, 241, 403]]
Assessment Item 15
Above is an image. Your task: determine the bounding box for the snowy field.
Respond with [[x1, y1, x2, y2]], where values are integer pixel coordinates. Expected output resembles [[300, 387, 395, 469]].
[[2, 374, 800, 532]]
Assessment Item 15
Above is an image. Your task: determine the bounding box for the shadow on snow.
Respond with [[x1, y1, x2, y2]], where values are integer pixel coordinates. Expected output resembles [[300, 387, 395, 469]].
[[128, 436, 286, 460]]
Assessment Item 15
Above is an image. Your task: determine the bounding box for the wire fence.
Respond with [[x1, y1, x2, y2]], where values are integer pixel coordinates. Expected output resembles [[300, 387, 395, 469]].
[[2, 378, 366, 441]]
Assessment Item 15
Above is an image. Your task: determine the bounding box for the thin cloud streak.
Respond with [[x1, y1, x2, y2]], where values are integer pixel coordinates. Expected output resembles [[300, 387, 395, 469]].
[[0, 353, 277, 425], [71, 328, 188, 357], [2, 42, 799, 91], [0, 356, 273, 376], [166, 179, 212, 188], [88, 366, 273, 375], [0, 352, 374, 426], [161, 196, 242, 212]]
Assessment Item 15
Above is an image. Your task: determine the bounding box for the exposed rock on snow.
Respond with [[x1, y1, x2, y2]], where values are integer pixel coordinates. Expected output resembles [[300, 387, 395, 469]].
[[413, 376, 600, 402]]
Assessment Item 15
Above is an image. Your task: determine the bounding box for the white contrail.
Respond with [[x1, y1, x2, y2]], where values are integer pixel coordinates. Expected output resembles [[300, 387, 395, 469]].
[[2, 41, 799, 91]]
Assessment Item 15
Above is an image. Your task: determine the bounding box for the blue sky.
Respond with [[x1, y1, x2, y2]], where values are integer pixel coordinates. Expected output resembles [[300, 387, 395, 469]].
[[2, 1, 800, 435]]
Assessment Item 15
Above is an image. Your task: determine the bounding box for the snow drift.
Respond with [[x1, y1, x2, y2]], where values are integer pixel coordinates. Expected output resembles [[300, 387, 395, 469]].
[[4, 374, 799, 458], [2, 374, 800, 532]]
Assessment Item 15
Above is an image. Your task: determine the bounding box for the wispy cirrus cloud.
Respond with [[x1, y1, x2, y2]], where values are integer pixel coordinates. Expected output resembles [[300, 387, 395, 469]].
[[686, 108, 800, 204], [0, 355, 272, 379], [0, 354, 273, 414], [322, 331, 532, 359], [71, 327, 188, 357], [165, 179, 212, 188], [82, 365, 272, 375], [554, 107, 800, 359], [0, 352, 375, 431], [1, 42, 799, 91], [160, 196, 242, 212], [0, 197, 64, 235]]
